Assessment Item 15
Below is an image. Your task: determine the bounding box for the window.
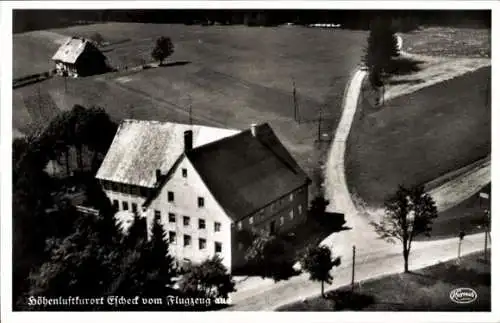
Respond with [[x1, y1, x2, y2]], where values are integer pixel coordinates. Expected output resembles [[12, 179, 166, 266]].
[[289, 193, 294, 202], [280, 216, 284, 226], [215, 242, 222, 253], [168, 213, 176, 223], [298, 205, 303, 215], [198, 197, 205, 208], [237, 221, 242, 230], [289, 209, 294, 220], [182, 168, 187, 178], [168, 191, 174, 202], [184, 235, 191, 247], [122, 201, 129, 211], [113, 200, 119, 209], [140, 187, 148, 197], [169, 231, 176, 244], [154, 210, 161, 220], [132, 203, 137, 213], [214, 222, 221, 232], [112, 183, 119, 192], [183, 216, 190, 227], [132, 186, 140, 195], [198, 219, 206, 229], [199, 238, 206, 250], [249, 216, 254, 225]]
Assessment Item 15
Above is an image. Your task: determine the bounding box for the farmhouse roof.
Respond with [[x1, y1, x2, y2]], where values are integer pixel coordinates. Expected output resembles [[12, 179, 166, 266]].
[[186, 123, 310, 221], [95, 120, 240, 187], [51, 37, 98, 64]]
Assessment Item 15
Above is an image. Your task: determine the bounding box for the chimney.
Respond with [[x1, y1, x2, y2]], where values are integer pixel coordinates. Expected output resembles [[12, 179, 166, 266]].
[[184, 130, 193, 152], [250, 123, 258, 137], [155, 169, 162, 182]]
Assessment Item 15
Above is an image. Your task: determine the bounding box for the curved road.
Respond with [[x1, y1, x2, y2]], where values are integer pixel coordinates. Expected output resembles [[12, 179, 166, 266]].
[[226, 67, 489, 311]]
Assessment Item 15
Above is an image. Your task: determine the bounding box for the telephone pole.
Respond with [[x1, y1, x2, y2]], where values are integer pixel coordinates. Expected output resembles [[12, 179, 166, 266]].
[[317, 106, 323, 142], [479, 191, 490, 261], [484, 209, 490, 261], [292, 77, 299, 122], [351, 245, 356, 293]]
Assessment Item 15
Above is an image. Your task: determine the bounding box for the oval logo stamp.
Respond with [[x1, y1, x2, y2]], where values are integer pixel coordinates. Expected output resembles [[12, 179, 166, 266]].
[[449, 288, 477, 304]]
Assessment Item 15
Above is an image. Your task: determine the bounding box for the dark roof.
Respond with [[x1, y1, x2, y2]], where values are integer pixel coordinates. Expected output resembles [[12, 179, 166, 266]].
[[187, 123, 310, 221]]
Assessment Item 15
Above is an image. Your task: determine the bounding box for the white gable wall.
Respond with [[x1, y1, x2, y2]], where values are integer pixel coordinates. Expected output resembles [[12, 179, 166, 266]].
[[144, 157, 233, 271]]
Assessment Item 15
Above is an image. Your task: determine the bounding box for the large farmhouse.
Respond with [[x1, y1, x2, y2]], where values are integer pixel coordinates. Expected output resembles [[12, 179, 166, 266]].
[[52, 37, 108, 77], [96, 120, 311, 271]]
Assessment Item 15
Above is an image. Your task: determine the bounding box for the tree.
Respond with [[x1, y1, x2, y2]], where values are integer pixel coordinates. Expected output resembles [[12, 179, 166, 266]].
[[29, 212, 124, 307], [310, 195, 329, 220], [123, 211, 147, 249], [142, 214, 177, 295], [370, 185, 438, 273], [179, 255, 235, 301], [364, 16, 399, 73], [90, 32, 104, 46], [245, 233, 296, 281], [151, 36, 174, 65], [301, 245, 341, 298]]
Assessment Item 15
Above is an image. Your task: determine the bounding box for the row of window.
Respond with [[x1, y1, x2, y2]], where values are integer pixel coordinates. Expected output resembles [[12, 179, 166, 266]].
[[167, 191, 205, 208], [237, 204, 303, 230], [113, 195, 206, 215], [113, 199, 139, 213], [156, 211, 222, 232], [104, 181, 149, 197], [112, 200, 222, 232], [169, 232, 222, 252]]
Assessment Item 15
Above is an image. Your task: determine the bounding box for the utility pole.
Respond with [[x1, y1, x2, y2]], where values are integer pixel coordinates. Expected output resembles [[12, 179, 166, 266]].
[[317, 106, 323, 142], [351, 245, 356, 293], [457, 230, 465, 263], [292, 77, 299, 123], [479, 191, 490, 261]]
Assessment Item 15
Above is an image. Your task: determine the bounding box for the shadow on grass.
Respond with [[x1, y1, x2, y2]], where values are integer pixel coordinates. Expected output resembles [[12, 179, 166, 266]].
[[277, 290, 375, 311], [408, 263, 490, 288], [386, 79, 425, 86], [386, 57, 424, 76], [329, 290, 376, 310], [159, 60, 192, 68]]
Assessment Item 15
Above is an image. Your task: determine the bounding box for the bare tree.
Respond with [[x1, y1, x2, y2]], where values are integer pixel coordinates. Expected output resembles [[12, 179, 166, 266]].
[[371, 185, 438, 272]]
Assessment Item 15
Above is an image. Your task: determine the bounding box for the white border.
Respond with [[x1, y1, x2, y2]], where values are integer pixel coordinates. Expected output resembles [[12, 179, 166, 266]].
[[1, 1, 498, 323]]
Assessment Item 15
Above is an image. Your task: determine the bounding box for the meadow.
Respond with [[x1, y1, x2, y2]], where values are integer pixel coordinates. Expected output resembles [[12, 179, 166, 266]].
[[345, 66, 491, 207], [13, 23, 368, 198]]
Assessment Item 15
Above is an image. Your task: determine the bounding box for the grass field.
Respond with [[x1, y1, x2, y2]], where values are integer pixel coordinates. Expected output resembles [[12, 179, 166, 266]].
[[415, 183, 491, 241], [402, 27, 491, 58], [13, 23, 368, 198], [345, 66, 491, 207], [278, 250, 491, 311]]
